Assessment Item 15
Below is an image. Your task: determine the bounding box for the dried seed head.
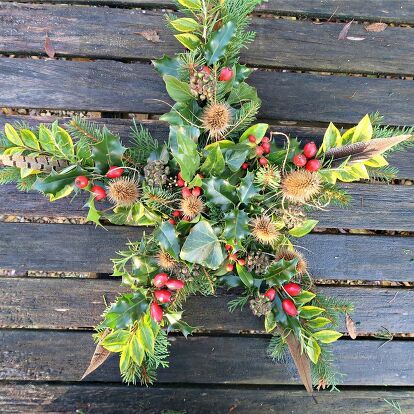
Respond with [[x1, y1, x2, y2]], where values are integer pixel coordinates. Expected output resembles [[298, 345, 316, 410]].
[[157, 250, 177, 271], [251, 216, 279, 245], [180, 195, 204, 219], [255, 164, 281, 189], [281, 170, 321, 203], [107, 177, 140, 207], [202, 102, 232, 140], [275, 249, 308, 275]]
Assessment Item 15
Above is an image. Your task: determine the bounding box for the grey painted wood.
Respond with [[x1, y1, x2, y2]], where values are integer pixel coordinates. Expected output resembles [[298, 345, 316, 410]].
[[0, 329, 412, 385], [0, 222, 412, 281], [1, 5, 414, 75], [1, 58, 414, 125], [0, 277, 412, 335], [1, 384, 413, 414]]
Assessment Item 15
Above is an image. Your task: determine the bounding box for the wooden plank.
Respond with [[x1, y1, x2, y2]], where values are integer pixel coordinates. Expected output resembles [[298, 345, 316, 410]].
[[1, 58, 414, 125], [1, 384, 413, 414], [0, 222, 412, 281], [1, 115, 413, 180], [0, 329, 412, 385], [0, 277, 412, 334], [1, 5, 414, 75]]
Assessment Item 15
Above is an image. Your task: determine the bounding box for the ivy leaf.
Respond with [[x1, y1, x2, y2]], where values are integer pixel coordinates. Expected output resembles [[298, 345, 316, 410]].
[[155, 221, 181, 260], [238, 171, 258, 204], [202, 178, 238, 210], [223, 209, 249, 242], [163, 75, 194, 103], [313, 330, 343, 344], [180, 221, 225, 269], [201, 145, 225, 176], [100, 292, 149, 330], [288, 219, 318, 238], [236, 263, 253, 287], [225, 144, 250, 171], [153, 55, 180, 77], [306, 337, 321, 364], [205, 21, 236, 65]]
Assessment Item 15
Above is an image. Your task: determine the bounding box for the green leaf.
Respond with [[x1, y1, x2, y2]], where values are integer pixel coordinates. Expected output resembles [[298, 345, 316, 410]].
[[51, 121, 75, 160], [299, 306, 325, 319], [236, 262, 253, 287], [155, 221, 181, 260], [320, 122, 342, 153], [239, 123, 269, 143], [225, 144, 250, 171], [313, 329, 343, 344], [238, 171, 258, 204], [228, 82, 259, 106], [100, 292, 149, 330], [202, 178, 238, 210], [364, 155, 388, 168], [352, 114, 372, 143], [205, 21, 236, 65], [137, 320, 155, 353], [153, 55, 181, 77], [86, 197, 103, 227], [265, 311, 277, 333], [163, 75, 194, 102], [306, 317, 332, 329], [20, 129, 40, 150], [119, 347, 131, 372], [101, 330, 130, 353], [4, 124, 23, 146], [306, 337, 321, 364], [38, 124, 57, 153], [168, 320, 196, 338], [293, 290, 316, 305], [264, 258, 298, 286], [180, 221, 225, 269], [288, 219, 318, 238], [177, 0, 201, 10], [223, 209, 249, 242], [49, 184, 74, 202], [175, 33, 201, 51], [129, 334, 144, 365], [201, 145, 225, 176], [171, 17, 199, 32], [130, 256, 157, 286]]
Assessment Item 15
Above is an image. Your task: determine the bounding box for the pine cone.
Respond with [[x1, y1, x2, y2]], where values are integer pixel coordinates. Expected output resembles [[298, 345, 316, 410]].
[[249, 296, 272, 317], [246, 251, 273, 274], [143, 160, 170, 187], [190, 66, 215, 101]]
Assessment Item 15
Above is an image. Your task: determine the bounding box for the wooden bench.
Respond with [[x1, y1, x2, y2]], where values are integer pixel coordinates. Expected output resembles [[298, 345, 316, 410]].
[[0, 1, 413, 412]]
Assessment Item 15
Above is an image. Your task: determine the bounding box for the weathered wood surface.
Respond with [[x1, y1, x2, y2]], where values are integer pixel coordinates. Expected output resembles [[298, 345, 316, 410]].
[[0, 222, 412, 281], [0, 277, 412, 334], [1, 5, 414, 75], [1, 384, 413, 414], [1, 115, 413, 179], [1, 58, 414, 125], [0, 330, 412, 385], [7, 1, 414, 24], [0, 182, 412, 231]]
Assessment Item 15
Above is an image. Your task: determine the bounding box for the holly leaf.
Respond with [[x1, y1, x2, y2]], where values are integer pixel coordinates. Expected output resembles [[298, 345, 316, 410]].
[[225, 144, 250, 171], [155, 221, 181, 260], [86, 197, 104, 228], [202, 178, 238, 210], [264, 258, 298, 286], [152, 55, 180, 77], [205, 21, 235, 65], [201, 145, 225, 176], [180, 221, 225, 269], [223, 209, 249, 242], [238, 171, 258, 204]]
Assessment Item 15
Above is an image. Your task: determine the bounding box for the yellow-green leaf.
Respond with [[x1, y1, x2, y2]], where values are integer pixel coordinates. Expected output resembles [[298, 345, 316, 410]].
[[177, 0, 201, 9], [313, 329, 343, 344], [129, 334, 144, 365], [3, 147, 24, 156], [288, 219, 318, 238], [170, 17, 199, 33], [347, 163, 369, 180], [352, 114, 373, 143], [174, 33, 200, 51], [20, 168, 41, 179], [300, 306, 325, 319], [306, 317, 332, 329], [306, 337, 321, 364], [137, 321, 155, 354], [341, 126, 356, 145], [320, 122, 342, 153], [364, 155, 389, 168], [49, 184, 74, 201], [20, 129, 40, 150], [38, 125, 56, 153], [4, 124, 23, 146]]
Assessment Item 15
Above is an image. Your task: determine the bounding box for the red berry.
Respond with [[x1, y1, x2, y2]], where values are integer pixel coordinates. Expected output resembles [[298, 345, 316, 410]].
[[177, 171, 183, 180], [229, 253, 238, 262], [172, 210, 181, 218], [264, 288, 276, 301], [74, 175, 89, 189], [155, 289, 172, 304], [202, 66, 211, 75], [106, 166, 124, 178], [165, 279, 185, 291], [305, 159, 321, 172], [225, 244, 233, 251], [283, 282, 302, 297], [153, 273, 169, 288], [150, 302, 164, 323], [303, 141, 318, 159], [255, 146, 264, 156], [262, 137, 270, 143], [168, 218, 176, 225], [259, 157, 268, 166], [261, 142, 271, 154], [182, 187, 192, 198], [225, 263, 234, 272], [237, 258, 246, 266], [293, 153, 307, 167], [91, 185, 106, 201], [177, 178, 185, 187], [241, 162, 249, 170], [282, 299, 298, 316], [192, 186, 202, 197], [248, 135, 256, 143], [219, 67, 234, 82]]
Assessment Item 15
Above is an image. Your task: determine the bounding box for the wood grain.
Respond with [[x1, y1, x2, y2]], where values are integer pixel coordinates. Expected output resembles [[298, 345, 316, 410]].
[[1, 4, 414, 75], [0, 329, 412, 385], [0, 222, 412, 281], [1, 58, 414, 125], [0, 277, 412, 334]]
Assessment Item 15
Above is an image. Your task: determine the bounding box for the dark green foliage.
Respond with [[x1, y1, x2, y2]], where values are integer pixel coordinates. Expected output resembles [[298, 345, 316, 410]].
[[312, 294, 353, 328], [367, 165, 399, 182], [126, 120, 159, 166], [311, 344, 343, 391], [0, 167, 21, 185]]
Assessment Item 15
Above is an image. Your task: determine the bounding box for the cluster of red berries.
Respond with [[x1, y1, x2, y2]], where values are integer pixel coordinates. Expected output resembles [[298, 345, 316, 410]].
[[264, 282, 302, 317], [242, 135, 271, 170], [150, 272, 185, 323], [224, 244, 246, 272], [74, 166, 124, 201], [293, 141, 321, 172]]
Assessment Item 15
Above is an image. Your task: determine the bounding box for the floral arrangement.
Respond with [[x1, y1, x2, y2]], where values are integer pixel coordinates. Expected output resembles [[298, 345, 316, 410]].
[[0, 0, 412, 392]]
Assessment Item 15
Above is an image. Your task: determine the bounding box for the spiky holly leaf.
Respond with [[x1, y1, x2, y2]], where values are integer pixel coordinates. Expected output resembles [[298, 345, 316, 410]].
[[205, 21, 236, 65], [223, 209, 249, 242], [238, 171, 258, 204], [202, 178, 238, 210], [225, 144, 250, 171], [264, 258, 298, 286], [152, 55, 181, 77], [201, 145, 225, 176]]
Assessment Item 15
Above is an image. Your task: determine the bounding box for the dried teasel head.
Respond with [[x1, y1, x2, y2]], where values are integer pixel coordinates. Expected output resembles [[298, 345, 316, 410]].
[[107, 177, 140, 207], [281, 170, 321, 203], [202, 102, 232, 140], [180, 195, 204, 220], [157, 250, 178, 271], [251, 216, 279, 245], [275, 248, 308, 275]]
